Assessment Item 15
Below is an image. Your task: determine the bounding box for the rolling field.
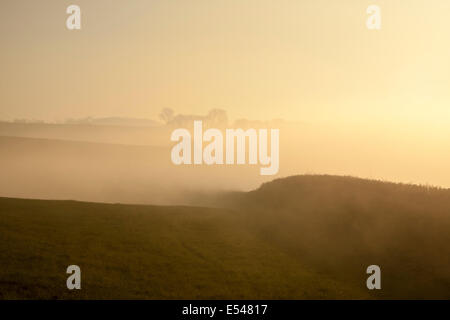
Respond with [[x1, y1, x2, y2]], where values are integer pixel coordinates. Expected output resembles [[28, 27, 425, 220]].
[[1, 175, 449, 299], [0, 196, 364, 299]]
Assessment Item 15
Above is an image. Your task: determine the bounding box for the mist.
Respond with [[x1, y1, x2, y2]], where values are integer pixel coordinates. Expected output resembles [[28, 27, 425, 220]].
[[1, 110, 449, 206]]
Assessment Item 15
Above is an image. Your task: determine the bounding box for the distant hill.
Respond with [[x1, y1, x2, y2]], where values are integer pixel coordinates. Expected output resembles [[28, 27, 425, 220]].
[[0, 121, 168, 146], [0, 136, 265, 204], [0, 175, 449, 299], [64, 117, 162, 127]]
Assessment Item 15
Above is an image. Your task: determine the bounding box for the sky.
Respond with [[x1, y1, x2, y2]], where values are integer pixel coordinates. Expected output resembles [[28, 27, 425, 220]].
[[1, 0, 449, 125], [1, 0, 450, 189]]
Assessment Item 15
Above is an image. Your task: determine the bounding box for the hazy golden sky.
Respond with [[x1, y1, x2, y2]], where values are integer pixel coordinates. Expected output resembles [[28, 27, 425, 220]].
[[1, 0, 450, 125]]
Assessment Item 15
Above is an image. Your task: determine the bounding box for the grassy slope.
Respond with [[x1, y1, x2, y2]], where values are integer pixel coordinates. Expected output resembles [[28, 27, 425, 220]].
[[0, 197, 364, 299], [1, 175, 450, 299], [228, 175, 450, 299]]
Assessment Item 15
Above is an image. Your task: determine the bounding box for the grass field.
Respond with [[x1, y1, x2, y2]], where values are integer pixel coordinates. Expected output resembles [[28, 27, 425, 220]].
[[1, 175, 449, 299]]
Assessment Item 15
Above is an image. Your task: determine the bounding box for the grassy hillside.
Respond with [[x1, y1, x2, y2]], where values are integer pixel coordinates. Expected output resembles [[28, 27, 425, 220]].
[[226, 175, 450, 299], [1, 175, 450, 299]]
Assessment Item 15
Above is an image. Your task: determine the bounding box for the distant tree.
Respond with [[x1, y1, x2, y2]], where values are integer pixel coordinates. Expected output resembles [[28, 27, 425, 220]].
[[159, 108, 175, 124], [161, 108, 228, 128], [206, 109, 228, 127]]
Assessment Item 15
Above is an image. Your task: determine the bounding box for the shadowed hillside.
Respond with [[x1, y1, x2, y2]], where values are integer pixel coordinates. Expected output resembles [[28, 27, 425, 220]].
[[1, 175, 449, 299], [224, 175, 450, 299]]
